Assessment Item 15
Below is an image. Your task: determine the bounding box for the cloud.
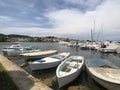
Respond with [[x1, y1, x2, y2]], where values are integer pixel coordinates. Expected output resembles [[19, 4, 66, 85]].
[[64, 0, 103, 11], [0, 0, 36, 14], [0, 1, 6, 7], [35, 17, 43, 20], [44, 0, 120, 40], [0, 27, 56, 37], [0, 0, 120, 40], [0, 15, 14, 22]]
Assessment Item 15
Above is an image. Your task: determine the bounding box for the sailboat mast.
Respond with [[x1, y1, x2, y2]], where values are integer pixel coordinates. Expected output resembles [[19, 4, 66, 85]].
[[93, 20, 95, 41], [91, 28, 93, 45]]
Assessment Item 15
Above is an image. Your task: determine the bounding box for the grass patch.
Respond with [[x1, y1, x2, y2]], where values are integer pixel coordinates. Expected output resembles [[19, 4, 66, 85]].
[[0, 63, 19, 90]]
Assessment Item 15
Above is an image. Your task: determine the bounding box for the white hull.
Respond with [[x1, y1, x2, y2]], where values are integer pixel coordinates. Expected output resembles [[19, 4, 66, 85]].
[[116, 47, 120, 54], [56, 56, 84, 88], [30, 60, 61, 70], [100, 48, 116, 53], [21, 50, 58, 60], [99, 43, 119, 53], [24, 53, 56, 60], [86, 66, 120, 90], [2, 44, 33, 56], [30, 52, 70, 70], [2, 49, 40, 56], [58, 67, 82, 88]]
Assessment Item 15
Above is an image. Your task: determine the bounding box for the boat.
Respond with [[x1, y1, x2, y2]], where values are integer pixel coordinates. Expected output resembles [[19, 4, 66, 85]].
[[116, 46, 120, 54], [59, 41, 69, 45], [67, 41, 79, 47], [2, 44, 32, 56], [80, 43, 90, 50], [2, 44, 31, 50], [21, 50, 58, 60], [5, 49, 41, 56], [86, 65, 120, 90], [29, 52, 70, 70], [56, 56, 84, 88], [99, 43, 119, 53]]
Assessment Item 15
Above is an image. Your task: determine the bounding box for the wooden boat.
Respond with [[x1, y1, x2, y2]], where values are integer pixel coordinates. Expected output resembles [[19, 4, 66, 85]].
[[56, 56, 84, 88], [21, 50, 58, 60], [86, 65, 120, 90], [29, 52, 70, 70]]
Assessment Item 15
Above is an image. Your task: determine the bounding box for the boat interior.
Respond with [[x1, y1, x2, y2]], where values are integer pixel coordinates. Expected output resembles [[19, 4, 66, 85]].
[[58, 59, 83, 76]]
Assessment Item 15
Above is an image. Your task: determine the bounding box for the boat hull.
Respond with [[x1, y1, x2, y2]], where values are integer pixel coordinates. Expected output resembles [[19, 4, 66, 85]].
[[29, 52, 70, 70], [86, 66, 120, 90], [89, 73, 120, 90], [21, 50, 58, 60], [100, 48, 116, 53], [56, 56, 84, 88], [58, 67, 82, 88], [30, 61, 61, 70]]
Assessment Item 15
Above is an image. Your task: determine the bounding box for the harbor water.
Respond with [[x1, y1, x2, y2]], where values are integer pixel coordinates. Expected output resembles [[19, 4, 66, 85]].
[[0, 42, 120, 90]]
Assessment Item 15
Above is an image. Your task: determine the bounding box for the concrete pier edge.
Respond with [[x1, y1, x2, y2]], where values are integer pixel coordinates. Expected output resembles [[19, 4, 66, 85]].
[[0, 55, 52, 90]]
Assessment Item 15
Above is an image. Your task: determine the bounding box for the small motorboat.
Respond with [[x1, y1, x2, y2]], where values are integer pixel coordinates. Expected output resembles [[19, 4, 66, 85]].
[[2, 44, 32, 56], [29, 52, 70, 70]]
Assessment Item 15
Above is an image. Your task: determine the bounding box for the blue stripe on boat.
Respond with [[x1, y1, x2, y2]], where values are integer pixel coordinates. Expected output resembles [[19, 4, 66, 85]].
[[36, 59, 46, 62]]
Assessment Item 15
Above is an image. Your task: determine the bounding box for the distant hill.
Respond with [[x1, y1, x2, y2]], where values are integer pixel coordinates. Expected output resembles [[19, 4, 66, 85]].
[[7, 34, 30, 38], [0, 33, 71, 42], [0, 33, 7, 42]]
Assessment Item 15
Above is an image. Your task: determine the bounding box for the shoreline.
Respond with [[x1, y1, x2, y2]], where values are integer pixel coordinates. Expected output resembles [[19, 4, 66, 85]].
[[0, 55, 52, 90]]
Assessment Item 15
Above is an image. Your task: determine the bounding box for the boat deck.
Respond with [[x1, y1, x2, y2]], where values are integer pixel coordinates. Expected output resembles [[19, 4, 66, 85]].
[[89, 67, 120, 84]]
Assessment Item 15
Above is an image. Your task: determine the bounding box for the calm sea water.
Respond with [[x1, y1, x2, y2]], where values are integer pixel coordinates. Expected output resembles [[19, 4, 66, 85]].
[[0, 42, 120, 90]]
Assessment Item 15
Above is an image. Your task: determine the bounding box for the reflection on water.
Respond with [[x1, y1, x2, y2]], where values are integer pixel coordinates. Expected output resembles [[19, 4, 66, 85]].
[[86, 58, 119, 68], [0, 42, 120, 90]]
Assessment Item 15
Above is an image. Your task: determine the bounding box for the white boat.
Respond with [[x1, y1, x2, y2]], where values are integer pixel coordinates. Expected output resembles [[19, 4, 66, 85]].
[[2, 44, 32, 55], [2, 44, 31, 50], [80, 44, 90, 50], [116, 46, 120, 54], [29, 52, 70, 70], [86, 65, 120, 90], [99, 43, 119, 53], [86, 57, 120, 90], [5, 49, 41, 56], [56, 56, 84, 88], [21, 50, 58, 60], [59, 41, 69, 45]]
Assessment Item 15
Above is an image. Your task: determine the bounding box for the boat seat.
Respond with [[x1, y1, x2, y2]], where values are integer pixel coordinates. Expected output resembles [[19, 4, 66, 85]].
[[72, 59, 82, 63], [66, 62, 70, 65], [73, 63, 80, 68], [69, 61, 76, 67], [58, 55, 66, 58]]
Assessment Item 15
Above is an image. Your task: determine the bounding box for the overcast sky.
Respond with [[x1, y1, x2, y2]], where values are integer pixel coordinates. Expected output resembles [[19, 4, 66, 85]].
[[0, 0, 120, 41]]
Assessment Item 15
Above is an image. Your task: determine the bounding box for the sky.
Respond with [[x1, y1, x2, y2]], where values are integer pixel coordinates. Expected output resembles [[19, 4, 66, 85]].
[[0, 0, 120, 41]]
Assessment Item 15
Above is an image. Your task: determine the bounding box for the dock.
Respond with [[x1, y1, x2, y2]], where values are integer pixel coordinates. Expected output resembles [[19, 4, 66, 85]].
[[0, 55, 52, 90]]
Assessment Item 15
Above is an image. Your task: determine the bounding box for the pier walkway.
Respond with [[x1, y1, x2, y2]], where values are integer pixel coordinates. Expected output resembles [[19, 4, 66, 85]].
[[0, 55, 52, 90]]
